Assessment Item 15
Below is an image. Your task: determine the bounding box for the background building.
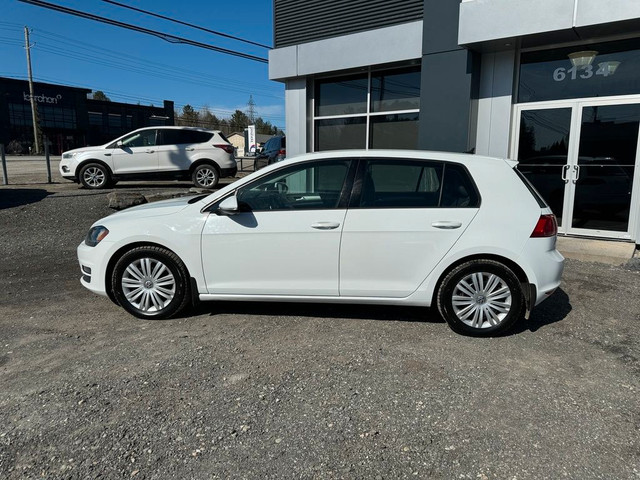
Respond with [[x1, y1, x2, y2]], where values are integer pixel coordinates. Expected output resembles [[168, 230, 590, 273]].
[[268, 0, 640, 245], [0, 77, 174, 155]]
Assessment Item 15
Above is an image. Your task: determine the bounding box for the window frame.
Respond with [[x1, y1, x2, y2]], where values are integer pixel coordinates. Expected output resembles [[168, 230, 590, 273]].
[[207, 158, 358, 214], [348, 158, 481, 209], [312, 65, 421, 152]]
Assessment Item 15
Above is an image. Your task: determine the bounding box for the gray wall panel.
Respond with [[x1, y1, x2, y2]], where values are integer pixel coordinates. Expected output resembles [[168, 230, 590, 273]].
[[274, 0, 423, 48]]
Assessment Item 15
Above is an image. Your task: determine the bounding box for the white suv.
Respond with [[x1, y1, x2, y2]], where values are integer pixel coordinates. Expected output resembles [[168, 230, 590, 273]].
[[60, 126, 237, 189], [76, 150, 564, 337]]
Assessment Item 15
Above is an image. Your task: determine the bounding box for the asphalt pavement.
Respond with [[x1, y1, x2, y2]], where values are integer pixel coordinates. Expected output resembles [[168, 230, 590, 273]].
[[0, 174, 638, 479]]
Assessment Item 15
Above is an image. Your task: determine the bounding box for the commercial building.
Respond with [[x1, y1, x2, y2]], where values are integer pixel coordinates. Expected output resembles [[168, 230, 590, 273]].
[[268, 0, 640, 244], [0, 77, 174, 155]]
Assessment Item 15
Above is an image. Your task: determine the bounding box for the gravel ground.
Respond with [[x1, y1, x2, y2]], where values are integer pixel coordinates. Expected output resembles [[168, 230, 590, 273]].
[[0, 179, 639, 479]]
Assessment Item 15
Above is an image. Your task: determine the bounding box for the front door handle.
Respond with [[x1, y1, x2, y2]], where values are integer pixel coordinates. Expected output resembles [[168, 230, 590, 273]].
[[432, 221, 462, 229], [185, 147, 195, 151], [311, 222, 340, 230], [145, 149, 155, 154]]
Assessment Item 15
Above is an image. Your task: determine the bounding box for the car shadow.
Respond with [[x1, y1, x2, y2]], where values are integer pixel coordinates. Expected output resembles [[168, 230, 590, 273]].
[[194, 301, 440, 324], [510, 288, 572, 335], [188, 288, 571, 335], [0, 188, 52, 209]]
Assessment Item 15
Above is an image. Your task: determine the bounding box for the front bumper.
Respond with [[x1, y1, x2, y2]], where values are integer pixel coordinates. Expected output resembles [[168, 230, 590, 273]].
[[77, 240, 112, 297]]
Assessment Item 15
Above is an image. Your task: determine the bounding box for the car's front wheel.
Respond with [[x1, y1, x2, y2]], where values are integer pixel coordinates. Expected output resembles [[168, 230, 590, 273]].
[[437, 259, 524, 336], [112, 246, 190, 320], [192, 163, 219, 189], [79, 163, 112, 189]]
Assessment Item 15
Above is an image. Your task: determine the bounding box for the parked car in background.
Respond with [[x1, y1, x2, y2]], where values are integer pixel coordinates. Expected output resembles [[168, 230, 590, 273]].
[[59, 126, 237, 189], [77, 150, 563, 337], [253, 135, 286, 170]]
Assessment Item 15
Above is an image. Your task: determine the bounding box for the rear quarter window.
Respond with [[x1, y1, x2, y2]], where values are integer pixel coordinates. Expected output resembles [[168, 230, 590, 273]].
[[513, 167, 548, 208]]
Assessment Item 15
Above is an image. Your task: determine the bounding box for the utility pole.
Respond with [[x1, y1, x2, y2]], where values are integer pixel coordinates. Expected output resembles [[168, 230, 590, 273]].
[[24, 26, 40, 154]]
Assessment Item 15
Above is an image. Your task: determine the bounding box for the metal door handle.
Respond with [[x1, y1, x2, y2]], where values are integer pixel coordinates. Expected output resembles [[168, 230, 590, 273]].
[[573, 165, 580, 183], [432, 221, 462, 229], [311, 222, 340, 230], [562, 165, 570, 183]]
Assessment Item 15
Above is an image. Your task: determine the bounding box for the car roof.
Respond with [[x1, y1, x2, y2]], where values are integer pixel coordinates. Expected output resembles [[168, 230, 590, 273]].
[[134, 126, 219, 133], [284, 149, 516, 169]]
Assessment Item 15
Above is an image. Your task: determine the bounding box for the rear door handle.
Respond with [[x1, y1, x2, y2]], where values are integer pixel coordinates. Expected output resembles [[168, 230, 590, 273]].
[[311, 222, 340, 230], [432, 221, 462, 229]]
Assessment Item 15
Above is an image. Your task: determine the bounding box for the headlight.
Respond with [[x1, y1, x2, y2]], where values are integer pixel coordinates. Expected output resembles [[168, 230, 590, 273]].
[[85, 226, 109, 246], [62, 152, 76, 159]]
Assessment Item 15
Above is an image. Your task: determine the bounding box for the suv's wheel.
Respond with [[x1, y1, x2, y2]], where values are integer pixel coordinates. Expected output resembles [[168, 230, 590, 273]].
[[192, 163, 219, 189], [79, 163, 112, 189], [437, 259, 524, 336], [111, 246, 190, 320]]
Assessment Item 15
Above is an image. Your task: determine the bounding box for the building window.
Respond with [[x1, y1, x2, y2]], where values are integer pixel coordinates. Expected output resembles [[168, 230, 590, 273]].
[[313, 65, 420, 151], [518, 38, 640, 103], [89, 112, 103, 126]]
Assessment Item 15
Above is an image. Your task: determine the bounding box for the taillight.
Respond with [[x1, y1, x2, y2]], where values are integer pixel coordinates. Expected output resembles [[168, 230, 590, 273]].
[[531, 214, 557, 237], [278, 149, 286, 155], [214, 144, 234, 154]]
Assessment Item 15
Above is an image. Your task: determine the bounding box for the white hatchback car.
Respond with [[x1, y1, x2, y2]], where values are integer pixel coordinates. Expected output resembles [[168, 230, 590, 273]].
[[60, 126, 236, 189], [77, 150, 564, 336]]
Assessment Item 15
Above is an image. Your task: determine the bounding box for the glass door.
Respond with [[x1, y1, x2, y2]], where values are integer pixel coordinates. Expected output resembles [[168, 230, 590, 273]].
[[568, 101, 640, 237], [515, 99, 640, 240]]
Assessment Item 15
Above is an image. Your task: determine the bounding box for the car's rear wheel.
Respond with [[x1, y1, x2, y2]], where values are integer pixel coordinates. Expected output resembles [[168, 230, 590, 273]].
[[79, 163, 112, 189], [112, 246, 190, 320], [437, 259, 524, 336], [192, 163, 219, 189]]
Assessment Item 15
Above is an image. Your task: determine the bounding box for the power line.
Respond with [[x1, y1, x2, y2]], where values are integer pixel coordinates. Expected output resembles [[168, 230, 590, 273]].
[[101, 0, 271, 50], [17, 0, 268, 63]]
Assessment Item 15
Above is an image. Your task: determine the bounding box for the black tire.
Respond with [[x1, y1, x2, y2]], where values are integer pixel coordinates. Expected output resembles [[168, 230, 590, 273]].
[[192, 163, 219, 189], [111, 246, 190, 320], [437, 259, 524, 337], [79, 162, 112, 189]]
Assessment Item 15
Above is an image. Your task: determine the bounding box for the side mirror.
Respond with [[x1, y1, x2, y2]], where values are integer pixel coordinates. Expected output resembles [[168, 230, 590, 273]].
[[217, 195, 239, 215]]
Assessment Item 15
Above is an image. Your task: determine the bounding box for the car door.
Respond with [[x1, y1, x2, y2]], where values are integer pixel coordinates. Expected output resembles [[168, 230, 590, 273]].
[[339, 158, 480, 298], [110, 129, 159, 174], [157, 129, 204, 173], [201, 158, 355, 296]]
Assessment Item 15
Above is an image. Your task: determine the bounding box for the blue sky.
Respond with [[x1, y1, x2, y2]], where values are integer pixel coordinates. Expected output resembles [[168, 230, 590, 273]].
[[0, 0, 285, 128]]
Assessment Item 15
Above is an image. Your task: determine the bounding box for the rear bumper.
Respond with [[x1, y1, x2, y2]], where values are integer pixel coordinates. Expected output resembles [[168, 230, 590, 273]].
[[519, 237, 565, 306], [220, 166, 237, 178]]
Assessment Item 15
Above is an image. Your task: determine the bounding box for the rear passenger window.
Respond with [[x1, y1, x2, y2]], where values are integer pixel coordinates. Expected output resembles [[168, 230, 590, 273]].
[[159, 129, 213, 145], [360, 160, 443, 208], [440, 163, 480, 208], [358, 160, 480, 208]]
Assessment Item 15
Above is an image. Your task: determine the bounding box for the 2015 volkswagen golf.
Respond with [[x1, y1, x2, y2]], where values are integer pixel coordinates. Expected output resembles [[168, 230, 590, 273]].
[[77, 150, 564, 336]]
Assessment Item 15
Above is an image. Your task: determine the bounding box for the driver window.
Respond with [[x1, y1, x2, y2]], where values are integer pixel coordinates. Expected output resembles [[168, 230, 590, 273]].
[[237, 160, 350, 211], [121, 130, 157, 148]]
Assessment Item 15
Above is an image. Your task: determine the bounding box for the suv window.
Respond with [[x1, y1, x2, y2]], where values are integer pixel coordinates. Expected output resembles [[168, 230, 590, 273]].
[[159, 129, 213, 145], [237, 160, 351, 211], [120, 129, 156, 148]]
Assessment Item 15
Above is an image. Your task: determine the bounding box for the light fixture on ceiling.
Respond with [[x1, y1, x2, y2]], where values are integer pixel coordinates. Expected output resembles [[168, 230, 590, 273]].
[[568, 50, 598, 67], [597, 61, 621, 76]]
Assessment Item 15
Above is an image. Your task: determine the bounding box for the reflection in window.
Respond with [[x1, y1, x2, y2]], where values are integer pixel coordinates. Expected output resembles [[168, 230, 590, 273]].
[[519, 38, 640, 103], [314, 66, 421, 151], [122, 130, 156, 148], [315, 118, 366, 151], [371, 67, 420, 112], [315, 74, 368, 117], [237, 160, 350, 211], [370, 113, 419, 149]]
